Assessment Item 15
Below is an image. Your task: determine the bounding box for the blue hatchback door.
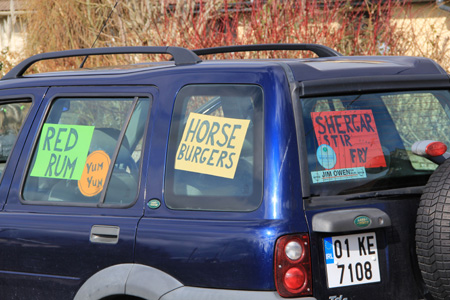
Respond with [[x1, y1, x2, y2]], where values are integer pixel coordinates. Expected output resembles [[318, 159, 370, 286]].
[[0, 86, 152, 299], [298, 89, 450, 299]]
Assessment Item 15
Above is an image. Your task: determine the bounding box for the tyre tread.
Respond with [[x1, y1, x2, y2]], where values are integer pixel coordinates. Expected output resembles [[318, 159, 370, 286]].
[[416, 159, 450, 300]]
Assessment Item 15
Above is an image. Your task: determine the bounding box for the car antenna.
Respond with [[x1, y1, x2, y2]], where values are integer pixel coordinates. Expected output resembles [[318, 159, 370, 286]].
[[79, 0, 120, 68]]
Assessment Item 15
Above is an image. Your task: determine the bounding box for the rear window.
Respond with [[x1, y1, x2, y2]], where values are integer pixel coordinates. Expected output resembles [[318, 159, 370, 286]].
[[301, 90, 450, 196], [165, 84, 263, 211]]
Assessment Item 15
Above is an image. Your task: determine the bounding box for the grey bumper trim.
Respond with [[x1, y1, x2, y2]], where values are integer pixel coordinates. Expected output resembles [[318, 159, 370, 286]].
[[312, 208, 391, 233], [161, 286, 317, 300]]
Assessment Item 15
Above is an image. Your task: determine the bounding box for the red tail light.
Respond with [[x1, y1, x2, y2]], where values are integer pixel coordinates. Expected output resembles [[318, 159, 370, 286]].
[[412, 140, 447, 157], [275, 234, 313, 297], [425, 141, 447, 157]]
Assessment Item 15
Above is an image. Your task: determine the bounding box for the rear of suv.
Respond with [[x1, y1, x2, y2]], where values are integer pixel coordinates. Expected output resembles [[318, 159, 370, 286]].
[[0, 44, 449, 299]]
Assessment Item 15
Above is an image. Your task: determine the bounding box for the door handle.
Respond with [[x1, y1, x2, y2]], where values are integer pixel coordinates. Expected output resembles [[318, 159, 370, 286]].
[[90, 225, 120, 244]]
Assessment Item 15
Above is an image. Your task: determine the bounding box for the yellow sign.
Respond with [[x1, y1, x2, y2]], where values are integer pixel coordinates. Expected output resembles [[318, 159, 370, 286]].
[[78, 150, 111, 197], [175, 113, 250, 179]]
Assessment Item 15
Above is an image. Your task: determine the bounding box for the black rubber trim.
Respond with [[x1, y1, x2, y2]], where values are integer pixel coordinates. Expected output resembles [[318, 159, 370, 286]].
[[300, 74, 450, 97]]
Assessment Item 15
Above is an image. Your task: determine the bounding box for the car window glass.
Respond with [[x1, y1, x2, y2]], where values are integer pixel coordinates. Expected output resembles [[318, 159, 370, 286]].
[[382, 92, 450, 171], [0, 101, 31, 176], [165, 84, 263, 211], [301, 90, 450, 196], [22, 97, 150, 206]]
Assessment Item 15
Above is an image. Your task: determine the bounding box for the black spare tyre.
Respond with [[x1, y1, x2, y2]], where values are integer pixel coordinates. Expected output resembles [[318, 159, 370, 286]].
[[416, 158, 450, 300]]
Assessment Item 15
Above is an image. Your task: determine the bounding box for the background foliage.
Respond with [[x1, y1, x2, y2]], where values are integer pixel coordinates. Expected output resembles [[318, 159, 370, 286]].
[[12, 0, 450, 73]]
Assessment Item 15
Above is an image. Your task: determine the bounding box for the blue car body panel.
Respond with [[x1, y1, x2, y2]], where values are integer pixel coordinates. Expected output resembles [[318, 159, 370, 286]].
[[136, 64, 305, 290], [0, 50, 446, 299]]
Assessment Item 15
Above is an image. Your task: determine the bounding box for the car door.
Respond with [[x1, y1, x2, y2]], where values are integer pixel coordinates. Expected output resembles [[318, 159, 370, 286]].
[[297, 89, 450, 299], [0, 87, 46, 211], [0, 86, 153, 299]]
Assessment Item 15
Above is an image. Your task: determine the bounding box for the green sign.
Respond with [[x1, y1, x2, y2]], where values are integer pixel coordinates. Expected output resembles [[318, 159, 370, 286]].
[[30, 124, 95, 180]]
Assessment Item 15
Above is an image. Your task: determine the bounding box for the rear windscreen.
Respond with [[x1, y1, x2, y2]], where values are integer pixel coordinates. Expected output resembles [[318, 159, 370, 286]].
[[301, 90, 450, 196]]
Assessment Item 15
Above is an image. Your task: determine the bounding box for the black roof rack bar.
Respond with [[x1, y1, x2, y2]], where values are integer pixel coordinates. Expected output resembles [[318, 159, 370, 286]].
[[193, 44, 342, 58], [2, 46, 202, 80]]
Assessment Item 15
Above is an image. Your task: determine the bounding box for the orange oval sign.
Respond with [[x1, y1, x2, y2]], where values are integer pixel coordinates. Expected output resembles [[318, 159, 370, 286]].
[[78, 150, 111, 197]]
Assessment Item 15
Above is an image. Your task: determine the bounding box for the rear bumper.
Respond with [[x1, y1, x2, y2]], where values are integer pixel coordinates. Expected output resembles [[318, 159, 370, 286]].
[[161, 286, 317, 300]]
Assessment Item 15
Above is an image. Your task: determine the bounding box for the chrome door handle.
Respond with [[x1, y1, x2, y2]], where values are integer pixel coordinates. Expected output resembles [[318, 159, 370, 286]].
[[90, 225, 120, 244]]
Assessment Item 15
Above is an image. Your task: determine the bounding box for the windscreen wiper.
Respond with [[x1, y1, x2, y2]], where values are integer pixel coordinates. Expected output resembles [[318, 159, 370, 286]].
[[345, 186, 423, 201]]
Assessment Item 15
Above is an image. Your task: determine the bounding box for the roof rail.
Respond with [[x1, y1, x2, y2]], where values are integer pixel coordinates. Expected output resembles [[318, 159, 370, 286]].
[[2, 46, 202, 80], [193, 44, 342, 58]]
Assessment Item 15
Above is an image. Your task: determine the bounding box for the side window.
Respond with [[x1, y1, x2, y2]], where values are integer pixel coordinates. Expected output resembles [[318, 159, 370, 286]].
[[0, 101, 31, 175], [165, 84, 263, 211], [23, 97, 150, 206]]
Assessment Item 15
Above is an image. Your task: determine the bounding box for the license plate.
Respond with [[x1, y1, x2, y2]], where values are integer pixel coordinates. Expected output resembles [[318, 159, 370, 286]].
[[324, 232, 381, 288]]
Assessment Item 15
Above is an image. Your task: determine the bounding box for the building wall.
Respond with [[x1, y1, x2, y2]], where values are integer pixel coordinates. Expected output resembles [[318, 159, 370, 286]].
[[392, 3, 450, 70], [0, 13, 25, 53]]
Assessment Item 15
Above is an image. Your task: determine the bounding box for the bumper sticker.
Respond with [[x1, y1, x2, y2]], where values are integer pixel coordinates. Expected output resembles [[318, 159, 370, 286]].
[[311, 167, 367, 183]]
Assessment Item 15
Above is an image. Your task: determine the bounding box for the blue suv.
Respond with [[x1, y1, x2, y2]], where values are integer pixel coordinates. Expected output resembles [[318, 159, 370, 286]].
[[0, 44, 449, 300]]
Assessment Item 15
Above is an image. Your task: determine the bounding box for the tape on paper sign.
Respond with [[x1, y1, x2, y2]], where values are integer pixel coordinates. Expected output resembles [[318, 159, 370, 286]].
[[30, 124, 95, 180], [78, 150, 111, 197], [311, 110, 386, 170], [175, 113, 250, 179]]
